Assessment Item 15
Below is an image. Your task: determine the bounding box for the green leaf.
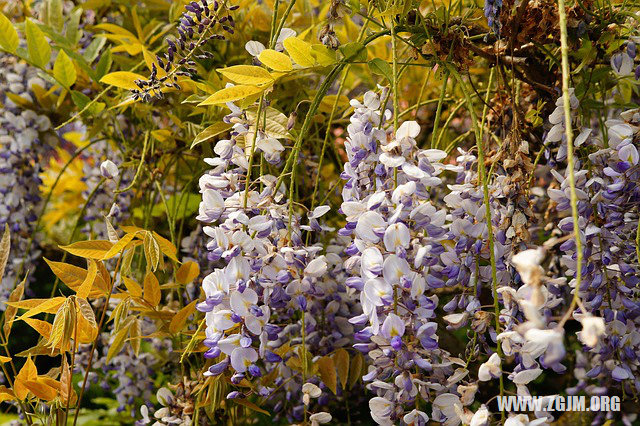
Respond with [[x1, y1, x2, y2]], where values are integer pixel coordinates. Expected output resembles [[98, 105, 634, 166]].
[[47, 0, 64, 33], [311, 44, 337, 66], [198, 85, 266, 106], [53, 50, 77, 88], [258, 49, 293, 72], [217, 65, 274, 86], [368, 58, 393, 82], [190, 122, 233, 148], [283, 37, 316, 67], [151, 193, 200, 219], [0, 12, 19, 53], [65, 9, 82, 44], [339, 42, 367, 62], [95, 49, 112, 80], [70, 90, 106, 115], [25, 19, 52, 68]]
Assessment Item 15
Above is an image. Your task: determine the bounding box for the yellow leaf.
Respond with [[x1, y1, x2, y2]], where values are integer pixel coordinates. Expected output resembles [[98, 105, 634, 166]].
[[152, 231, 179, 263], [198, 84, 266, 106], [190, 122, 233, 149], [283, 37, 315, 67], [258, 49, 293, 72], [53, 50, 76, 88], [25, 378, 59, 401], [143, 232, 160, 271], [143, 272, 161, 307], [316, 356, 337, 394], [106, 323, 129, 361], [233, 398, 270, 416], [0, 12, 18, 53], [76, 298, 97, 333], [25, 19, 51, 68], [122, 276, 143, 298], [0, 386, 15, 403], [176, 261, 199, 285], [0, 356, 10, 363], [11, 297, 66, 321], [3, 273, 24, 339], [334, 348, 349, 389], [60, 240, 114, 259], [23, 318, 52, 339], [217, 65, 274, 86], [44, 258, 109, 297], [15, 356, 37, 400], [101, 232, 136, 260], [76, 259, 97, 299], [129, 318, 141, 356], [99, 71, 146, 90], [0, 224, 9, 282], [169, 301, 196, 334], [348, 352, 364, 389]]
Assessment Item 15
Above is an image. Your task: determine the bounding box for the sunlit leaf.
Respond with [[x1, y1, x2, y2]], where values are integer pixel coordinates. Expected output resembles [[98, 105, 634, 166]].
[[59, 240, 115, 259], [334, 348, 349, 389], [122, 276, 143, 298], [143, 272, 161, 307], [198, 85, 266, 106], [169, 301, 196, 334], [258, 49, 293, 72], [176, 261, 200, 285], [25, 19, 51, 68], [0, 12, 18, 53], [143, 232, 160, 271], [76, 259, 97, 299], [190, 122, 233, 148], [99, 71, 146, 90], [11, 297, 66, 321], [217, 65, 274, 86], [53, 50, 77, 89], [101, 232, 136, 260], [283, 37, 316, 67]]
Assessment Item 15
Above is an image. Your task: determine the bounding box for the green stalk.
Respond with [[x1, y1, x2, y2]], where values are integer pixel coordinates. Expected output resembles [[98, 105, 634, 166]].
[[448, 64, 504, 422], [556, 0, 584, 328], [431, 70, 450, 148]]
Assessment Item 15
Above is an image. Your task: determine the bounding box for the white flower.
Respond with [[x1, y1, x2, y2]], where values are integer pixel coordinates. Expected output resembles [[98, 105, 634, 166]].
[[511, 248, 544, 287], [478, 353, 502, 381], [309, 412, 332, 425], [470, 405, 489, 426], [355, 211, 386, 242], [578, 315, 606, 347], [304, 256, 327, 277], [369, 396, 393, 418], [361, 247, 384, 279], [245, 40, 265, 57], [382, 254, 410, 285], [383, 222, 410, 251], [302, 382, 321, 405], [512, 368, 543, 385], [100, 160, 119, 179], [230, 347, 258, 373], [403, 409, 429, 425], [380, 313, 405, 339], [396, 120, 420, 140], [443, 312, 469, 329]]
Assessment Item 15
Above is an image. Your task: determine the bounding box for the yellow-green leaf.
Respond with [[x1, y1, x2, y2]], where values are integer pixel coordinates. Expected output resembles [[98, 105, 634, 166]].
[[143, 232, 160, 271], [311, 44, 337, 66], [334, 348, 349, 389], [129, 318, 141, 356], [53, 50, 77, 88], [198, 85, 266, 106], [217, 65, 274, 86], [169, 300, 196, 333], [283, 37, 315, 67], [76, 259, 97, 299], [143, 272, 161, 307], [190, 122, 233, 148], [0, 12, 18, 53], [48, 0, 64, 33], [106, 324, 129, 361], [258, 49, 293, 72], [99, 71, 146, 90], [0, 224, 9, 283], [59, 240, 114, 259], [233, 398, 270, 416], [25, 19, 51, 68], [316, 356, 337, 394], [176, 261, 199, 285]]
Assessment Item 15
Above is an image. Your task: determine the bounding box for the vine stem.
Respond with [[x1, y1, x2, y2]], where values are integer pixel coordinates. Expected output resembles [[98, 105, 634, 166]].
[[556, 0, 584, 329], [72, 250, 124, 426], [270, 0, 296, 49], [448, 64, 505, 423]]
